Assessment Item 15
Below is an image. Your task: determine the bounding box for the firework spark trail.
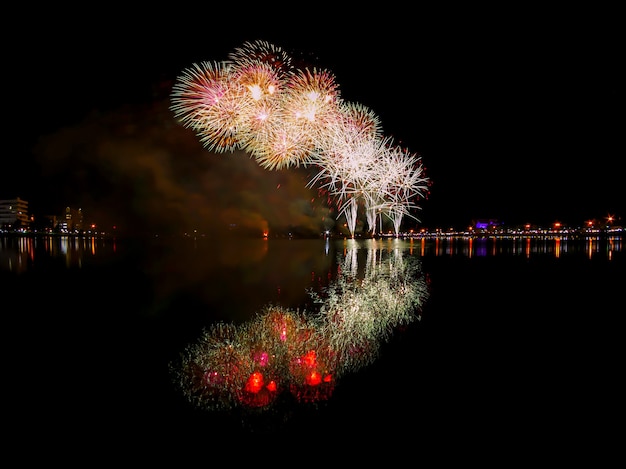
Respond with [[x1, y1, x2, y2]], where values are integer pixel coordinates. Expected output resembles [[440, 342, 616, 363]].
[[227, 61, 287, 155], [170, 39, 430, 236], [306, 131, 391, 236], [170, 61, 248, 154], [228, 40, 295, 76]]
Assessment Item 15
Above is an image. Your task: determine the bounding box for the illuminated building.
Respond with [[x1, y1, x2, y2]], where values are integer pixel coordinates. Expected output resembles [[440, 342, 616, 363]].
[[472, 218, 501, 232], [57, 206, 84, 233], [0, 197, 30, 230]]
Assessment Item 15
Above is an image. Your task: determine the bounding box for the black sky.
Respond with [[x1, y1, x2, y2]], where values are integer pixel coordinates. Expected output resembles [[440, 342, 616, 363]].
[[4, 8, 623, 232]]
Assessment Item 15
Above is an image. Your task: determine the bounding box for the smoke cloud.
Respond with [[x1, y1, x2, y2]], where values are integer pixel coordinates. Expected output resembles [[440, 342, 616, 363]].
[[33, 97, 332, 237]]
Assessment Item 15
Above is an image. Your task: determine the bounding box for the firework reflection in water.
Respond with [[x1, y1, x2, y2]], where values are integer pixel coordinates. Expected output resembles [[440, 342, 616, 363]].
[[169, 244, 429, 413]]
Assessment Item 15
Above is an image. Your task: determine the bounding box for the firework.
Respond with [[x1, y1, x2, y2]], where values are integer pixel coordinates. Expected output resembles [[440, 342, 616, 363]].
[[170, 41, 430, 235], [336, 101, 384, 142], [282, 67, 342, 142], [169, 60, 247, 153], [246, 114, 318, 170], [228, 39, 294, 76]]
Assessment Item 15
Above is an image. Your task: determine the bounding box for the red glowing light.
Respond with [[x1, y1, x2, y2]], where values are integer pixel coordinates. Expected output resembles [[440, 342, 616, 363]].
[[305, 370, 322, 386], [244, 371, 264, 393], [266, 380, 277, 392]]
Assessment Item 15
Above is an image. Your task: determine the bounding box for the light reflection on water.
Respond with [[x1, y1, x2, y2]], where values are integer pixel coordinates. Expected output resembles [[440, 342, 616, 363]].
[[346, 235, 622, 261], [0, 235, 117, 272], [408, 235, 622, 260], [0, 234, 622, 273]]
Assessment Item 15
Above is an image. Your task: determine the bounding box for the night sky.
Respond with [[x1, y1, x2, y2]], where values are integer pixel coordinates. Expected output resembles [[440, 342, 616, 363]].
[[4, 8, 623, 234]]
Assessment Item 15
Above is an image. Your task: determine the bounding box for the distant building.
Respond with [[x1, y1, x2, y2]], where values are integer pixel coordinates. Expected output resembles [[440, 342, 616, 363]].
[[0, 197, 30, 230], [57, 206, 84, 232]]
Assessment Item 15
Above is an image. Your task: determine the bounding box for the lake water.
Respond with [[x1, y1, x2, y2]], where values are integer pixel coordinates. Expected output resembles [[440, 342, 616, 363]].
[[3, 234, 623, 463]]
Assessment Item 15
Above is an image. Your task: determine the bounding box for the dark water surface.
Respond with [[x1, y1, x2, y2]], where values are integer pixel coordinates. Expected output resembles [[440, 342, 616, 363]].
[[3, 235, 623, 463]]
